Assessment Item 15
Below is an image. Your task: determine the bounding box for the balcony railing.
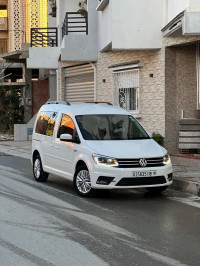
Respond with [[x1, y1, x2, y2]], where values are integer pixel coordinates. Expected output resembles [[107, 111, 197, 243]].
[[62, 12, 88, 38], [31, 28, 58, 47]]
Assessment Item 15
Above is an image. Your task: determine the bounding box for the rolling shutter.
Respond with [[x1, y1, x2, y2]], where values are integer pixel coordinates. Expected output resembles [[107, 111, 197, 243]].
[[64, 64, 94, 103]]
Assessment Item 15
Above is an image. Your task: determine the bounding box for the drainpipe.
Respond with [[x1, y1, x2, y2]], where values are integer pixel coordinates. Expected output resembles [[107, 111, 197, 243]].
[[89, 62, 97, 101], [56, 69, 59, 101], [196, 43, 200, 109]]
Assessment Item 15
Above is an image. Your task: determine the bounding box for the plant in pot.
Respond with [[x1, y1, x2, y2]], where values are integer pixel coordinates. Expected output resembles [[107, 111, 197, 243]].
[[49, 0, 56, 17], [152, 132, 164, 146], [77, 0, 87, 17]]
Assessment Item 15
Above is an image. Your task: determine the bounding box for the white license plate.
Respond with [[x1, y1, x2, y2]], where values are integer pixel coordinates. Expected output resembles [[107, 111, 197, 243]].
[[132, 171, 157, 177]]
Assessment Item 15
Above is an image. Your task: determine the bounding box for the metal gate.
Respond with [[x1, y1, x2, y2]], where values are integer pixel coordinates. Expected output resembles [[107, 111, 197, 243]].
[[64, 64, 94, 103]]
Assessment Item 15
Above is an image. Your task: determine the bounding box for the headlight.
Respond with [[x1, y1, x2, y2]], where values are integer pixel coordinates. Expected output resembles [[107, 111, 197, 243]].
[[163, 154, 171, 165], [92, 154, 119, 167]]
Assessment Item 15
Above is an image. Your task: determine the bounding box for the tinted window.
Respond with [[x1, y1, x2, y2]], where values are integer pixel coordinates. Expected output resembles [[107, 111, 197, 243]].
[[76, 115, 150, 141], [57, 114, 76, 138], [35, 111, 58, 136]]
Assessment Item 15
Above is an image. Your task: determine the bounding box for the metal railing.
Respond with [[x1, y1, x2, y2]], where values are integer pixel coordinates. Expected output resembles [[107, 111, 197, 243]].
[[31, 28, 58, 47], [62, 12, 88, 38]]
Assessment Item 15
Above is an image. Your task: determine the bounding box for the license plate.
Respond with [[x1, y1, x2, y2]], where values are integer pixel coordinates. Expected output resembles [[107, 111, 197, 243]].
[[132, 171, 157, 177]]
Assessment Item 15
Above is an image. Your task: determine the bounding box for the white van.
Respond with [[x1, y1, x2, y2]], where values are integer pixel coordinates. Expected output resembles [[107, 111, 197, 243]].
[[32, 101, 173, 197]]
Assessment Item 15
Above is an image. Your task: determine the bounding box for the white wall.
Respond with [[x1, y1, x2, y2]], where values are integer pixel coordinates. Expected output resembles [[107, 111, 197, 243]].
[[98, 2, 112, 51], [167, 0, 189, 22], [111, 0, 164, 50], [57, 0, 80, 28], [27, 47, 60, 69], [48, 2, 56, 28], [188, 0, 200, 11]]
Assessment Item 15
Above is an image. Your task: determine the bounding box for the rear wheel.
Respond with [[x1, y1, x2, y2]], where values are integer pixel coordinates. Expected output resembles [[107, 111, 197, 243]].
[[146, 186, 168, 194], [33, 154, 49, 182], [74, 165, 95, 197]]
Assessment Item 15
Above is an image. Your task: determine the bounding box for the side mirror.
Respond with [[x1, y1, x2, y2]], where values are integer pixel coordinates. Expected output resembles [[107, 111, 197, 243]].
[[60, 134, 72, 141], [60, 133, 80, 144]]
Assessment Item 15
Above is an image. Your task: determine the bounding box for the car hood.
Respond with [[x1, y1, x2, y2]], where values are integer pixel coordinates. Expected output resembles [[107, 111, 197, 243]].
[[85, 139, 166, 158]]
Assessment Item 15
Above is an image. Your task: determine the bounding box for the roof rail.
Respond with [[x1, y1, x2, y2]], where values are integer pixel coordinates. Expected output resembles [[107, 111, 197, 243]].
[[85, 101, 113, 106], [46, 101, 71, 105]]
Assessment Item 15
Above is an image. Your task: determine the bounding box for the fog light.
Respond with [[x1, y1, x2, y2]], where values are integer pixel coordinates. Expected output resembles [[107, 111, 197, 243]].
[[168, 173, 173, 181], [96, 176, 115, 185]]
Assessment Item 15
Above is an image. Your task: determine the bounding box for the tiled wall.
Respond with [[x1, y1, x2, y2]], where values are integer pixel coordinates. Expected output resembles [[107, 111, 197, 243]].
[[96, 50, 166, 136]]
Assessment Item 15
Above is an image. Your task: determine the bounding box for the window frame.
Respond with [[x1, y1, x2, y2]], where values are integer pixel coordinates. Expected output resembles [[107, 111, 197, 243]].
[[35, 111, 58, 137], [57, 114, 80, 142], [112, 69, 140, 115]]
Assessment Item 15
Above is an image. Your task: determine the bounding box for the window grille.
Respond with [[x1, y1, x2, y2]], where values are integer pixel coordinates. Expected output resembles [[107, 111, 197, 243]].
[[113, 69, 139, 113]]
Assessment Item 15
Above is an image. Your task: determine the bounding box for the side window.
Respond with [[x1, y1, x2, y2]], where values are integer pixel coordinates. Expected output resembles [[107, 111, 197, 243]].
[[57, 114, 76, 138], [35, 111, 58, 136]]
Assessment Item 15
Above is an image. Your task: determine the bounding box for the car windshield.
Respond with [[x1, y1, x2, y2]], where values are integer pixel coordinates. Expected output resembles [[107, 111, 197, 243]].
[[76, 115, 150, 140]]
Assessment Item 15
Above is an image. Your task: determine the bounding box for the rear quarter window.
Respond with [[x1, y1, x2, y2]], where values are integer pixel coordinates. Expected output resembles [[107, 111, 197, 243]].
[[35, 111, 58, 136]]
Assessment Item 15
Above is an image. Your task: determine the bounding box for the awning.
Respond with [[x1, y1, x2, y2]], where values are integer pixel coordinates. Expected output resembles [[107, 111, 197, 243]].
[[0, 82, 26, 89], [1, 50, 28, 63], [162, 11, 200, 37]]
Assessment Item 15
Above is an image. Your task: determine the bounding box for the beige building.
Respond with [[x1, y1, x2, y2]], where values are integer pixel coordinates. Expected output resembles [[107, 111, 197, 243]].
[[0, 1, 8, 54]]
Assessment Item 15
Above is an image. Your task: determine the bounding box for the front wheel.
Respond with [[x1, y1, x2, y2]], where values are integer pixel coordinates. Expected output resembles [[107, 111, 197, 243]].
[[146, 186, 168, 194], [74, 165, 95, 197], [33, 154, 49, 182]]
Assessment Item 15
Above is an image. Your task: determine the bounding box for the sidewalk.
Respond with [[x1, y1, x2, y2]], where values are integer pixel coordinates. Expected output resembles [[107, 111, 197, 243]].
[[0, 140, 199, 196]]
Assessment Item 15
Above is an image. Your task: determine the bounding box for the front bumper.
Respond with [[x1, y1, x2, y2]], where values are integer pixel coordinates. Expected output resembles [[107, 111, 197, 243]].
[[90, 163, 173, 189]]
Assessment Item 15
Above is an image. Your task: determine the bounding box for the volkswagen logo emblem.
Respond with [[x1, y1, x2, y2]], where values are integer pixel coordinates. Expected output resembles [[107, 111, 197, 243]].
[[139, 158, 147, 167]]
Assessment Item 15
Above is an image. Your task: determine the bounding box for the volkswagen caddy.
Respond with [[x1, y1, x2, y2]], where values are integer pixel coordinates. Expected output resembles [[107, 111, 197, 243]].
[[32, 101, 173, 197]]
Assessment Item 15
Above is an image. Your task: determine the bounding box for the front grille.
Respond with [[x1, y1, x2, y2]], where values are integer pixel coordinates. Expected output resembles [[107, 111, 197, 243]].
[[117, 157, 164, 168], [116, 176, 166, 186]]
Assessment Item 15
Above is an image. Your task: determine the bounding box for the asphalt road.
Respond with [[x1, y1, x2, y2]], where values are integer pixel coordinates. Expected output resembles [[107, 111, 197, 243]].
[[0, 153, 200, 266]]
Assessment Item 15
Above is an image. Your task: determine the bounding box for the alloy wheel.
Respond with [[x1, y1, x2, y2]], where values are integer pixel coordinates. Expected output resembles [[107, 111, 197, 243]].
[[76, 170, 92, 194], [34, 158, 41, 179]]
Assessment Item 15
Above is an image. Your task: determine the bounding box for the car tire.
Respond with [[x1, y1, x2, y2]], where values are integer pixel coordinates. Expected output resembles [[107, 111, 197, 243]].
[[74, 165, 95, 197], [33, 154, 49, 182], [146, 186, 168, 194]]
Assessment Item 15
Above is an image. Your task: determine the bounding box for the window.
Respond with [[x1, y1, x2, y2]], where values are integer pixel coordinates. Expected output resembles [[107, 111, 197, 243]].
[[0, 39, 7, 54], [0, 6, 7, 17], [57, 114, 76, 138], [76, 115, 149, 141], [0, 5, 7, 31], [113, 69, 139, 113], [35, 111, 58, 136]]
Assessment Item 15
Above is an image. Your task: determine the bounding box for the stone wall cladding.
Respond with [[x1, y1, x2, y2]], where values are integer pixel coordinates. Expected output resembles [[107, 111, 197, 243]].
[[164, 35, 200, 153], [96, 50, 165, 136], [164, 35, 200, 47]]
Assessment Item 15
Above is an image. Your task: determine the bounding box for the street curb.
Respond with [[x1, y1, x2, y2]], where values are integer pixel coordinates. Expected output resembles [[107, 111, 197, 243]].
[[0, 146, 31, 160], [172, 178, 200, 196]]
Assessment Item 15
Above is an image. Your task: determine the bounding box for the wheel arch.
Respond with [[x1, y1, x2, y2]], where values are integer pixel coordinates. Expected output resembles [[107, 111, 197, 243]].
[[75, 160, 87, 172], [32, 150, 40, 161]]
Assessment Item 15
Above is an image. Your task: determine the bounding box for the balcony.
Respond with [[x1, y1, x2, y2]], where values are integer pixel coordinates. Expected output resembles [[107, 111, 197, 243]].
[[27, 27, 60, 69], [60, 0, 98, 61], [62, 12, 88, 37], [31, 28, 58, 47]]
